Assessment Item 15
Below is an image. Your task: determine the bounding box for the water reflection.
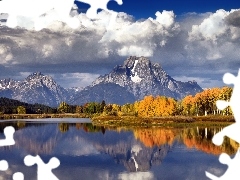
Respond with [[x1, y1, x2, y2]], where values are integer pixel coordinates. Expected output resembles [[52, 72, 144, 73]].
[[181, 127, 239, 155], [0, 120, 235, 180], [133, 128, 178, 147]]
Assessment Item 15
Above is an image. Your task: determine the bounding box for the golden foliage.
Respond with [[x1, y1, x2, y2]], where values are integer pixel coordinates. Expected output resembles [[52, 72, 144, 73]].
[[182, 128, 238, 155], [137, 95, 177, 117], [133, 128, 177, 147]]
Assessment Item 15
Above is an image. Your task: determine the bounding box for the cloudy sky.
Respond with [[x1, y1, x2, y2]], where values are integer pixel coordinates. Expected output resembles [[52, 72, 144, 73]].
[[0, 0, 240, 88]]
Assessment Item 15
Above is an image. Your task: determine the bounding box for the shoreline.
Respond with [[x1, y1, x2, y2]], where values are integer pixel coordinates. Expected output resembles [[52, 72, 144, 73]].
[[0, 113, 90, 120], [91, 115, 234, 128], [0, 114, 235, 128]]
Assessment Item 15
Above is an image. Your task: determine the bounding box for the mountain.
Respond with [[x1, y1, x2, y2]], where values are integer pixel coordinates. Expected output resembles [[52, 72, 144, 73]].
[[70, 82, 136, 105], [0, 56, 203, 106], [0, 72, 67, 107], [0, 78, 18, 98], [92, 56, 203, 100]]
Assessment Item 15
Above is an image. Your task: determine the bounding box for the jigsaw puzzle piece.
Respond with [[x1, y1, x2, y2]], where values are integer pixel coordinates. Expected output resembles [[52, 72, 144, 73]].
[[77, 0, 123, 19], [216, 100, 230, 111], [13, 172, 24, 180], [222, 70, 240, 121], [222, 72, 236, 85], [206, 148, 240, 179], [0, 126, 15, 147], [24, 155, 60, 180], [0, 160, 8, 171], [212, 123, 240, 146]]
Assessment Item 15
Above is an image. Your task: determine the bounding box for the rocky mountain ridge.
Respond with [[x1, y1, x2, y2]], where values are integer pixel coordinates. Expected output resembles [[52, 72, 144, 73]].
[[92, 56, 202, 100], [0, 72, 67, 107], [0, 57, 203, 106]]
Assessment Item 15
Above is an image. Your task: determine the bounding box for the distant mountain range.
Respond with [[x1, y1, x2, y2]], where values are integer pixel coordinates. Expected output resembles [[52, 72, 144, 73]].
[[0, 72, 67, 107], [0, 56, 203, 107]]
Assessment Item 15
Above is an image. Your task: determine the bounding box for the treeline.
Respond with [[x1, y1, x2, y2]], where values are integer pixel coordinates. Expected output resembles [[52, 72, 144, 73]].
[[181, 87, 232, 116], [0, 97, 57, 114], [57, 101, 106, 115], [66, 86, 232, 117], [0, 86, 233, 117]]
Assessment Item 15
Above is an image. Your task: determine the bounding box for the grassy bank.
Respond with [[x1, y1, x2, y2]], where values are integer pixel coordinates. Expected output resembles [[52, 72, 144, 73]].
[[91, 115, 234, 128], [0, 113, 90, 120], [0, 113, 235, 128]]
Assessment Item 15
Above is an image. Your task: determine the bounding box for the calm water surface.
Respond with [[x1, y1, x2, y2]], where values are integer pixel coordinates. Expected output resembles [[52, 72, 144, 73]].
[[0, 118, 236, 180]]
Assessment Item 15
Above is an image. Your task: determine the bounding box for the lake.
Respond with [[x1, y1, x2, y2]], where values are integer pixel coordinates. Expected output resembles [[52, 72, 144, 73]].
[[0, 118, 236, 180]]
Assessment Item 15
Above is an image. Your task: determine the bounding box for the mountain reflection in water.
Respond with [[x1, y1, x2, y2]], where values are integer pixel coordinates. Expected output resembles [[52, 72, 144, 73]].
[[0, 120, 235, 180]]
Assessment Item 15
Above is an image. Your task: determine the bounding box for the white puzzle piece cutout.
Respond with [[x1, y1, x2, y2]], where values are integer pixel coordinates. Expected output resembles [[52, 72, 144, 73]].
[[206, 69, 240, 179], [0, 0, 123, 30], [77, 0, 123, 19], [0, 160, 24, 180], [212, 70, 240, 145], [0, 0, 78, 30], [0, 126, 15, 146], [12, 172, 24, 180], [0, 160, 8, 171], [24, 155, 60, 180], [76, 0, 123, 29], [206, 149, 240, 180]]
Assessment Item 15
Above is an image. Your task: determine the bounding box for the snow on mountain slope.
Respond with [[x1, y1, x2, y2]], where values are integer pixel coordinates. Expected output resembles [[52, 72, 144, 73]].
[[93, 56, 203, 100]]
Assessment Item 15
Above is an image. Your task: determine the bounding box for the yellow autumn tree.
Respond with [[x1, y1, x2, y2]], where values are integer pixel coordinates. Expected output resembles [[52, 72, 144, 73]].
[[137, 95, 177, 117], [181, 95, 195, 116], [138, 95, 155, 117]]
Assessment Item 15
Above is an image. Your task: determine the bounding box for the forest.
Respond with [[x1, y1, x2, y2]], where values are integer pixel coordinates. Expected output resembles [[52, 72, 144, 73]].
[[57, 86, 233, 117], [0, 86, 232, 117]]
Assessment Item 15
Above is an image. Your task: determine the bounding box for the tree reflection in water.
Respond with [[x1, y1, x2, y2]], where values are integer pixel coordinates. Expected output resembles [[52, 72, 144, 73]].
[[132, 126, 239, 155], [0, 121, 235, 179], [181, 127, 239, 155]]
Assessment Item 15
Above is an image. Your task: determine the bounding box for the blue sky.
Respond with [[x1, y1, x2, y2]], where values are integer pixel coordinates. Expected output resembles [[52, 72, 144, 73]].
[[0, 0, 240, 88], [77, 0, 240, 19]]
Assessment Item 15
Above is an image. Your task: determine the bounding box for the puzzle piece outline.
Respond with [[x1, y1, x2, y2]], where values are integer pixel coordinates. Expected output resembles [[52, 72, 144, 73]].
[[206, 69, 240, 179], [0, 126, 15, 147], [206, 148, 240, 180], [76, 0, 123, 19], [0, 126, 60, 180], [0, 0, 123, 30], [24, 155, 60, 180]]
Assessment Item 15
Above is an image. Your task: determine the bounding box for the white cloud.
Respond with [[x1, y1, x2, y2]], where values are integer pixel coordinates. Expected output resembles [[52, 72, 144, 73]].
[[99, 11, 180, 57], [117, 45, 153, 56], [118, 171, 154, 180], [55, 137, 100, 156], [186, 9, 240, 61], [173, 76, 224, 89], [0, 0, 124, 30], [188, 9, 240, 43], [0, 0, 79, 30], [1, 7, 240, 88], [52, 73, 101, 88], [155, 10, 175, 28], [0, 45, 13, 63], [188, 9, 231, 41], [0, 10, 180, 65]]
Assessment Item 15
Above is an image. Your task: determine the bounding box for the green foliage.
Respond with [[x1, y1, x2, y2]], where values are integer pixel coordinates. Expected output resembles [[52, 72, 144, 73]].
[[0, 97, 56, 114], [0, 87, 234, 117], [82, 102, 103, 114], [58, 102, 70, 113], [17, 106, 26, 114], [82, 123, 104, 133], [58, 123, 69, 133]]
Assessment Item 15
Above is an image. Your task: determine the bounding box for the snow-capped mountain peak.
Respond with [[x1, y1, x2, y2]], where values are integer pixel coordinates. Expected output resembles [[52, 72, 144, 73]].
[[93, 56, 203, 100], [130, 60, 142, 83]]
